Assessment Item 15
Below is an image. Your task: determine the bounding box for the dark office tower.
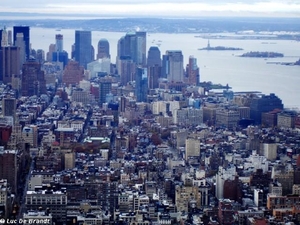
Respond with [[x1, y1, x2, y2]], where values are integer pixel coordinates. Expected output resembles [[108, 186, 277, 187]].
[[136, 31, 147, 66], [0, 46, 20, 84], [161, 54, 169, 79], [62, 60, 84, 86], [120, 96, 126, 112], [148, 65, 161, 89], [13, 26, 30, 60], [97, 38, 110, 59], [135, 67, 148, 102], [75, 30, 92, 69], [15, 33, 26, 67], [21, 60, 46, 97], [166, 50, 184, 82], [147, 46, 161, 67], [55, 34, 63, 52], [99, 79, 112, 107], [52, 51, 69, 68], [2, 98, 16, 120], [119, 56, 136, 86], [0, 148, 17, 194], [250, 93, 284, 125], [187, 55, 200, 85]]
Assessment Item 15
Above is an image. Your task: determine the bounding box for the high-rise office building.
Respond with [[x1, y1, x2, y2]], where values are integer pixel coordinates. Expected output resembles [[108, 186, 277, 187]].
[[117, 31, 147, 67], [0, 29, 20, 84], [165, 50, 184, 82], [97, 38, 110, 59], [135, 67, 148, 102], [119, 56, 136, 86], [99, 79, 112, 107], [135, 31, 147, 66], [147, 46, 161, 67], [21, 60, 46, 97], [13, 26, 30, 60], [15, 33, 26, 67], [55, 34, 63, 52], [187, 55, 200, 85], [148, 65, 161, 89], [75, 30, 92, 69]]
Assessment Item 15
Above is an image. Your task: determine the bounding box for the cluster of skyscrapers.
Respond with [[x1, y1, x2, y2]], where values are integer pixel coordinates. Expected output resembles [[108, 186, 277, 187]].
[[0, 26, 201, 104]]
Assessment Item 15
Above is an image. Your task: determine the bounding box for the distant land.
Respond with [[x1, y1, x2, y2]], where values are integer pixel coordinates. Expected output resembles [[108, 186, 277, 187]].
[[239, 51, 284, 58], [1, 16, 300, 34]]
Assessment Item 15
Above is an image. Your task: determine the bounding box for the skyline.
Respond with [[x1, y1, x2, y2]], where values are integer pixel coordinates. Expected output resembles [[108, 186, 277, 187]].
[[1, 0, 300, 18]]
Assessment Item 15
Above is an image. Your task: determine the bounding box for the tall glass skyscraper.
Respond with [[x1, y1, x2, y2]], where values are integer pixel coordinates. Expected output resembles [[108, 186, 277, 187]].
[[117, 31, 147, 67], [13, 26, 30, 60], [75, 30, 92, 69], [135, 67, 148, 102], [165, 50, 184, 82]]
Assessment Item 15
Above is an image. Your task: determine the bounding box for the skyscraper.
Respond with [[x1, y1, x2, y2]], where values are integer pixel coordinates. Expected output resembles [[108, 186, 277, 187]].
[[99, 78, 112, 107], [13, 26, 30, 60], [75, 30, 92, 69], [119, 56, 136, 86], [55, 34, 63, 52], [15, 33, 26, 67], [0, 29, 20, 84], [135, 31, 147, 66], [135, 67, 148, 102], [21, 60, 46, 96], [97, 38, 110, 59], [148, 65, 161, 89], [187, 56, 200, 85], [165, 50, 184, 82], [117, 31, 147, 67], [147, 46, 161, 67]]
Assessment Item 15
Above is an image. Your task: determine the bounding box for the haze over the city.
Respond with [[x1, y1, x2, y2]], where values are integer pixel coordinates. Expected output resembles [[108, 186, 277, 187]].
[[1, 0, 300, 18]]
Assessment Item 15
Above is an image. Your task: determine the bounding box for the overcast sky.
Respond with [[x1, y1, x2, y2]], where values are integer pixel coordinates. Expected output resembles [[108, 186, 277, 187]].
[[1, 0, 300, 17]]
